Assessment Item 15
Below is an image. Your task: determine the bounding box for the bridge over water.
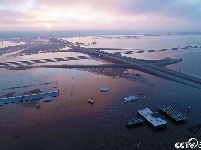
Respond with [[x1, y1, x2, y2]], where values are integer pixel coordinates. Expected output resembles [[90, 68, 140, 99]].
[[69, 44, 201, 89]]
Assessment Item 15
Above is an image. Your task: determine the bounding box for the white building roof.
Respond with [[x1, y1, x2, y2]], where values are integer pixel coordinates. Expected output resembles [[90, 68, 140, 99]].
[[124, 95, 138, 102], [0, 91, 59, 105], [138, 108, 167, 129], [43, 95, 52, 102], [100, 87, 109, 92]]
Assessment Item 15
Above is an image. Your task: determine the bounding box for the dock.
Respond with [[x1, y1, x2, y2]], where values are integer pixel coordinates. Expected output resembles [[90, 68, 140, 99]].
[[138, 108, 167, 129], [0, 91, 59, 105], [158, 105, 188, 122]]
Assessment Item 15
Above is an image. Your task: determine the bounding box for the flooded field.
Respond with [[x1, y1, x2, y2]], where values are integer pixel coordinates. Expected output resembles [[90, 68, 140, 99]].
[[0, 33, 201, 150], [0, 41, 25, 49]]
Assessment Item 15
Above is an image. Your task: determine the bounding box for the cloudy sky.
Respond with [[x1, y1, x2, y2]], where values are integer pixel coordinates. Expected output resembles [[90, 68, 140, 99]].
[[0, 0, 201, 31]]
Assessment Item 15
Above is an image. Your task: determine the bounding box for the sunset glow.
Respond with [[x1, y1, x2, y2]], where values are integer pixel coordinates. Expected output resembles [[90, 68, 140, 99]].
[[1, 0, 201, 31]]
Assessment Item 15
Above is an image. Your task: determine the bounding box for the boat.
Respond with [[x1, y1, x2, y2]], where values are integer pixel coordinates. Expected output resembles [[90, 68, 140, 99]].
[[124, 95, 138, 102], [126, 118, 144, 127], [88, 98, 94, 104], [138, 108, 167, 129], [100, 87, 109, 92]]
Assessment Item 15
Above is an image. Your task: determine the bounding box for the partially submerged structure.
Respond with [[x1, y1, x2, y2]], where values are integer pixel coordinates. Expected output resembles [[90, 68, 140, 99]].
[[88, 98, 94, 104], [100, 87, 109, 92], [126, 118, 144, 127], [0, 91, 59, 106], [138, 108, 167, 129], [124, 95, 138, 103], [158, 105, 188, 122], [43, 95, 52, 102]]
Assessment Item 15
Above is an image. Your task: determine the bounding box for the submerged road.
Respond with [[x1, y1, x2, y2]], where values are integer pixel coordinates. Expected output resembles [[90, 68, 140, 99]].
[[2, 39, 201, 89]]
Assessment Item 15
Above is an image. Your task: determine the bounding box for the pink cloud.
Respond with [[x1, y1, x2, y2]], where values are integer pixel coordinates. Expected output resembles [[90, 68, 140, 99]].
[[0, 0, 201, 31]]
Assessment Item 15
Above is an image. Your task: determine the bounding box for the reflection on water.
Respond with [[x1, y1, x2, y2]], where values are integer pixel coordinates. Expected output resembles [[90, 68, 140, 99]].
[[0, 34, 201, 149], [166, 48, 201, 78], [65, 34, 201, 50], [0, 68, 59, 96], [0, 66, 201, 149], [18, 100, 41, 109]]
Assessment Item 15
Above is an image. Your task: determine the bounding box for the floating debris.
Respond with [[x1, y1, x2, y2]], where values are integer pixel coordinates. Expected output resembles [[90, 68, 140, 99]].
[[157, 105, 188, 122], [124, 95, 138, 103], [100, 87, 109, 92], [88, 98, 94, 105], [126, 118, 144, 127], [138, 108, 167, 129]]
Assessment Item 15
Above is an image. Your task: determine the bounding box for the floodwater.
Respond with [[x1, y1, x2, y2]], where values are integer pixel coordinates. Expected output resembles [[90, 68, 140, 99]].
[[0, 34, 201, 150], [0, 41, 25, 49]]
